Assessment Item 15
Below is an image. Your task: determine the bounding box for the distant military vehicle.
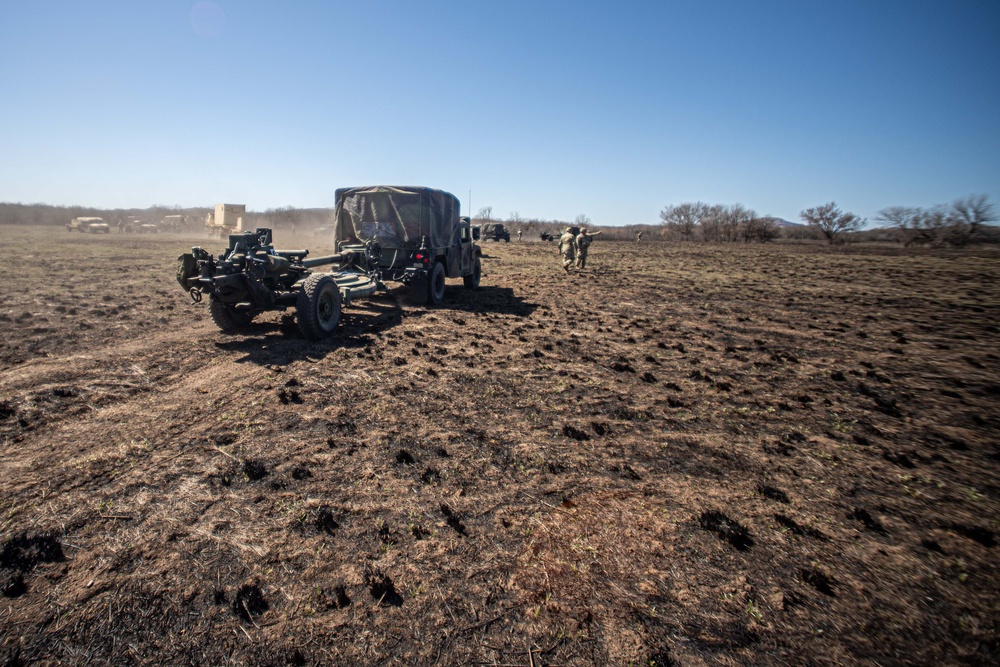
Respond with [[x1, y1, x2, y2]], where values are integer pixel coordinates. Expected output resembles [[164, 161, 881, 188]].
[[480, 223, 511, 242], [162, 214, 186, 232], [177, 186, 482, 338], [138, 222, 159, 233], [541, 226, 579, 242], [205, 203, 246, 239], [67, 217, 110, 233]]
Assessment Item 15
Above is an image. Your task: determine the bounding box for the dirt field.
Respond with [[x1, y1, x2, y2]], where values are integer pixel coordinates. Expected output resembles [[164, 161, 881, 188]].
[[1, 225, 998, 666]]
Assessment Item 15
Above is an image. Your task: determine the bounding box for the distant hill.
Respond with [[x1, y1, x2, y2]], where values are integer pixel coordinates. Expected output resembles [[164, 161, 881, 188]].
[[772, 218, 804, 228]]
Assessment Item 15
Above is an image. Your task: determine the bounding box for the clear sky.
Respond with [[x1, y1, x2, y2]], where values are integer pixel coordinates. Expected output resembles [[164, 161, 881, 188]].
[[2, 0, 998, 226]]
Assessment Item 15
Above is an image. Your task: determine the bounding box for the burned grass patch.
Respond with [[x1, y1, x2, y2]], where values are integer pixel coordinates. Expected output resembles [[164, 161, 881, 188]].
[[698, 510, 754, 551], [232, 584, 269, 623], [1, 233, 999, 665], [0, 534, 65, 571]]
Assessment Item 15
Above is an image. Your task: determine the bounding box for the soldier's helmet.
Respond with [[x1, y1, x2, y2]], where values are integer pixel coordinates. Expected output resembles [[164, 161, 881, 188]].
[[580, 227, 588, 233], [565, 226, 572, 232]]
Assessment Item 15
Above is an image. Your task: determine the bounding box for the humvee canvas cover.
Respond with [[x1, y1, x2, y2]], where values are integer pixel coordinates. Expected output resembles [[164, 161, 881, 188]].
[[333, 186, 460, 250]]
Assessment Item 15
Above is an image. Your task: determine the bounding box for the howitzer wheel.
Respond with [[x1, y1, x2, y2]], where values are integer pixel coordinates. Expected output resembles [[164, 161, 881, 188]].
[[297, 274, 341, 339], [209, 298, 255, 333]]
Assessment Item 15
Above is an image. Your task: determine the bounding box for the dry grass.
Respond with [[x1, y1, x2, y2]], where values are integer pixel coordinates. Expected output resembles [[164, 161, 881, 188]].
[[1, 226, 999, 665]]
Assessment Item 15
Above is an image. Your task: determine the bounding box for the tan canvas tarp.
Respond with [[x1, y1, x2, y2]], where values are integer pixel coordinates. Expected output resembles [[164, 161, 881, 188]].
[[333, 186, 459, 250]]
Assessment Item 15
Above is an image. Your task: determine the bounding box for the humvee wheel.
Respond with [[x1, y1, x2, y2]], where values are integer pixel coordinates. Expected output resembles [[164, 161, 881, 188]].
[[463, 256, 481, 289], [297, 274, 341, 339], [428, 261, 446, 306], [209, 298, 255, 333]]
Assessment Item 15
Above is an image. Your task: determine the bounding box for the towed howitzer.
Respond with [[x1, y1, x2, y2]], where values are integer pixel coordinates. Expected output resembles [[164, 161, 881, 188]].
[[177, 187, 484, 339], [177, 228, 379, 339]]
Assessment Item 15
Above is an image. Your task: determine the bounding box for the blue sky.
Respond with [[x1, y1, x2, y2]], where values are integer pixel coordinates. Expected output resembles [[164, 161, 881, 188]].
[[2, 0, 998, 225]]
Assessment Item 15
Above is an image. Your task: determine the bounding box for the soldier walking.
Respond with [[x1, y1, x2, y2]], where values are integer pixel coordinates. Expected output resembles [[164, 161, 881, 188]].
[[575, 227, 601, 269], [558, 226, 576, 272], [517, 229, 523, 242], [636, 230, 642, 242]]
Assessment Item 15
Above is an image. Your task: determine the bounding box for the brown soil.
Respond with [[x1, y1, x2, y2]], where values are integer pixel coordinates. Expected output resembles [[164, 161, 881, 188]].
[[1, 226, 998, 666]]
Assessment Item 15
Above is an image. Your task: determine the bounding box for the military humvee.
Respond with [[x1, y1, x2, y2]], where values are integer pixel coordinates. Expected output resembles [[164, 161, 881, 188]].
[[480, 223, 511, 242], [333, 185, 482, 305], [67, 217, 110, 233]]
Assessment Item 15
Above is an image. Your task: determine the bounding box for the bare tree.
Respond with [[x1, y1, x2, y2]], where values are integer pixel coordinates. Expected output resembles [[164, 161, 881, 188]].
[[744, 215, 779, 243], [875, 206, 918, 228], [717, 204, 753, 242], [659, 202, 704, 241], [699, 204, 725, 242], [475, 206, 493, 223], [800, 202, 865, 244], [574, 214, 591, 228], [916, 206, 952, 246], [950, 194, 996, 239], [508, 211, 524, 225], [875, 206, 922, 246]]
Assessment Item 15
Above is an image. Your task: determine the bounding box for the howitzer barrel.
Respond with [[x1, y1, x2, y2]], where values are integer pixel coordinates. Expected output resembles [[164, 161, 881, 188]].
[[301, 251, 353, 268]]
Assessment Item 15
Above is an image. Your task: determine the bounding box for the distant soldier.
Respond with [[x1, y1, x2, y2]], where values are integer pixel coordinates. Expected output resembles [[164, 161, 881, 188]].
[[118, 220, 125, 233], [558, 227, 576, 272], [636, 230, 642, 242], [517, 228, 523, 242], [575, 228, 602, 269]]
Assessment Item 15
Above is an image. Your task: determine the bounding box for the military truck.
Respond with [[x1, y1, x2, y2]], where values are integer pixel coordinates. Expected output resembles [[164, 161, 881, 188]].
[[67, 217, 110, 233], [205, 204, 246, 239], [480, 222, 511, 242], [178, 186, 482, 339], [540, 226, 579, 242]]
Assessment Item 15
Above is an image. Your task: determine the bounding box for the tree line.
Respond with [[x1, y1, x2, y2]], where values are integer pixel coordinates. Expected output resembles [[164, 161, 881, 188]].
[[654, 194, 996, 245], [5, 195, 995, 246], [873, 194, 996, 247], [0, 202, 212, 227], [0, 202, 332, 231], [659, 203, 783, 243]]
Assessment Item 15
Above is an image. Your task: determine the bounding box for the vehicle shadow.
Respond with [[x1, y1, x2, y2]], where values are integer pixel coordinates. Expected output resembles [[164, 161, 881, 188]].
[[214, 285, 536, 365], [438, 284, 538, 317], [214, 296, 402, 365]]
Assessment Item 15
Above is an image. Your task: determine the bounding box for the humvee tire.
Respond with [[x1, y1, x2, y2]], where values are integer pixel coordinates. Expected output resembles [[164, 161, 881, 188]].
[[209, 298, 255, 333], [463, 256, 481, 289], [428, 262, 446, 306], [297, 273, 341, 339]]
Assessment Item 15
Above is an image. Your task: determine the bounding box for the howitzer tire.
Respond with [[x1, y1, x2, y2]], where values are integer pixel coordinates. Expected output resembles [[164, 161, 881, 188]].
[[297, 274, 341, 339], [428, 261, 446, 306], [209, 298, 255, 333], [463, 256, 481, 289]]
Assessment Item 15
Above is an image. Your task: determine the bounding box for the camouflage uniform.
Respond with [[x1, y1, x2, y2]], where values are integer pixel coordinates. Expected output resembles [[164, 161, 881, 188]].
[[517, 229, 523, 242], [636, 231, 642, 242], [575, 228, 601, 269], [558, 228, 576, 272]]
